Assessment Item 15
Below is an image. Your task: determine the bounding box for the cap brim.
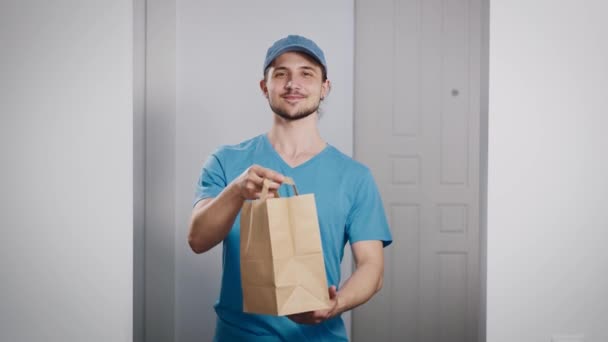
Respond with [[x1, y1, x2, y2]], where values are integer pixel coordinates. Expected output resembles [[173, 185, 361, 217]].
[[264, 45, 326, 72]]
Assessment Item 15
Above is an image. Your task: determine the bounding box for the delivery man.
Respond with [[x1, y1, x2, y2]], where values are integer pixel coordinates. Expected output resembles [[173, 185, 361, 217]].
[[188, 34, 392, 341]]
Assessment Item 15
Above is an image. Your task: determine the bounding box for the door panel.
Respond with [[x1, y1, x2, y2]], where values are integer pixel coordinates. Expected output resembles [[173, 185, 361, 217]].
[[353, 0, 482, 341]]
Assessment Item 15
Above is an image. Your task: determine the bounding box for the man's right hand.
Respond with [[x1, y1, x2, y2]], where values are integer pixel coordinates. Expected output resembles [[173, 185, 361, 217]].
[[188, 164, 285, 254], [233, 164, 285, 200]]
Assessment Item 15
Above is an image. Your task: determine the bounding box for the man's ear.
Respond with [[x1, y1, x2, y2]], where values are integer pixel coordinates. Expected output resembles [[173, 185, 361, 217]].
[[321, 79, 331, 100], [260, 79, 268, 98]]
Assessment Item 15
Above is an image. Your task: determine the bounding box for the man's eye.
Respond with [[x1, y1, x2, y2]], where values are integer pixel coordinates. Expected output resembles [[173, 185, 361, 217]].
[[303, 72, 313, 77], [274, 73, 285, 77]]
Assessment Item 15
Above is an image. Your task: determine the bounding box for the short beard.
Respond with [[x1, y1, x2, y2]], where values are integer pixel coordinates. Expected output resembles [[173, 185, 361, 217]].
[[269, 101, 320, 121]]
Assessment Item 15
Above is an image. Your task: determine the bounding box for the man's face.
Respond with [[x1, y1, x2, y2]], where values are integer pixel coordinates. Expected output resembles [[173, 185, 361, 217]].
[[261, 51, 329, 121]]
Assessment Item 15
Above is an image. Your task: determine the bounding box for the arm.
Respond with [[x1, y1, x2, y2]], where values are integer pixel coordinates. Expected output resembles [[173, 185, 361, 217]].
[[333, 240, 384, 312], [288, 240, 384, 324], [187, 184, 243, 254], [188, 165, 284, 254]]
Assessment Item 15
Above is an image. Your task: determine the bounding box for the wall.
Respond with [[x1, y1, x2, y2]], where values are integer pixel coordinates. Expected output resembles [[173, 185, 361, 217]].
[[174, 1, 355, 340], [487, 1, 608, 341], [0, 1, 133, 341]]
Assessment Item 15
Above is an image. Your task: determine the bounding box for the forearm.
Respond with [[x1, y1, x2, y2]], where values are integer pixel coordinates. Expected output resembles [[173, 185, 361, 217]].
[[188, 183, 244, 253], [334, 260, 383, 314]]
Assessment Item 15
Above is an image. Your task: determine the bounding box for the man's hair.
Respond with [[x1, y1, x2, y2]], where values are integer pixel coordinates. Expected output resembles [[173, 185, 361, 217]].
[[263, 60, 328, 82]]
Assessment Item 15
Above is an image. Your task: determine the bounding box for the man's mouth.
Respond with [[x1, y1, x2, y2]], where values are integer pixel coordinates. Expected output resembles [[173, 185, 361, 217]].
[[282, 94, 305, 101]]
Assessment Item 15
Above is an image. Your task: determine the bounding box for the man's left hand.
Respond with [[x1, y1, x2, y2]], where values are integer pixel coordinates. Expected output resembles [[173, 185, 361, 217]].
[[287, 285, 342, 325]]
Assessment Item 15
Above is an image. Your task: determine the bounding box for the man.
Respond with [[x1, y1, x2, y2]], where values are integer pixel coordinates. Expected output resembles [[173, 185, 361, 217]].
[[188, 34, 392, 341]]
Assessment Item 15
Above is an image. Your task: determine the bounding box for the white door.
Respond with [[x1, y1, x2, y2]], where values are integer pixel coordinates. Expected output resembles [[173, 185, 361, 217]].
[[353, 0, 483, 341]]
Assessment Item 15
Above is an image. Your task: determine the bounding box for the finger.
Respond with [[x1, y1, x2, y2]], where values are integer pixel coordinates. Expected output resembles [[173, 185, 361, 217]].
[[253, 191, 275, 199], [251, 179, 281, 193], [245, 182, 257, 193], [310, 311, 323, 322], [247, 169, 265, 186], [328, 285, 337, 299], [258, 167, 285, 183], [314, 310, 329, 319], [249, 166, 283, 189], [288, 313, 302, 320], [287, 314, 307, 324], [265, 178, 283, 189], [291, 311, 311, 318], [249, 164, 265, 179]]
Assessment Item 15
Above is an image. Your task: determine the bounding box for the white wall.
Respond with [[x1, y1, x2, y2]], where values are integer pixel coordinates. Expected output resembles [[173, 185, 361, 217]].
[[174, 1, 354, 341], [0, 1, 133, 342], [487, 1, 608, 341]]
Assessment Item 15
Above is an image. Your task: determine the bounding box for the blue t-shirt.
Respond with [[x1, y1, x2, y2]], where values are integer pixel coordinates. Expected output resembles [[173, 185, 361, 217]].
[[194, 134, 392, 341]]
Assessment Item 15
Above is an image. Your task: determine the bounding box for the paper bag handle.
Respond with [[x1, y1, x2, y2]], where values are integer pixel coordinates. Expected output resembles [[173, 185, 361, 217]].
[[244, 176, 299, 256], [260, 176, 299, 200]]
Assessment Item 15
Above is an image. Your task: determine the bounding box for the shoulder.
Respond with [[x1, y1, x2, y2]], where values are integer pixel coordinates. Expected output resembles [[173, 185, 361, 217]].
[[212, 134, 265, 161], [324, 145, 373, 180], [206, 135, 266, 180]]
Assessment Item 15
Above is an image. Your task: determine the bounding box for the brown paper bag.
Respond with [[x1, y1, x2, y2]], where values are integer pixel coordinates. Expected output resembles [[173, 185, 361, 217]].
[[240, 177, 331, 316]]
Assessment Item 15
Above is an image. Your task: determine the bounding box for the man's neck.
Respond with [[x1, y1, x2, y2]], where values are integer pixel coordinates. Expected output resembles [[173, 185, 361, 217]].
[[267, 113, 326, 158]]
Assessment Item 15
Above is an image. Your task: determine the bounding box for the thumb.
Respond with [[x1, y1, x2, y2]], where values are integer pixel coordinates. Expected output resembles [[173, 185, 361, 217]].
[[328, 285, 338, 299]]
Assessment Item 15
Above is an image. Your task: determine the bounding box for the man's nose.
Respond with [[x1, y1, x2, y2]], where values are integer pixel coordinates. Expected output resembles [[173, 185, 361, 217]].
[[285, 78, 299, 90]]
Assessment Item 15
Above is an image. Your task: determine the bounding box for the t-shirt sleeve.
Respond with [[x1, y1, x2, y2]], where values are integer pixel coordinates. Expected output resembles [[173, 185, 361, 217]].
[[193, 153, 227, 207], [345, 169, 393, 247]]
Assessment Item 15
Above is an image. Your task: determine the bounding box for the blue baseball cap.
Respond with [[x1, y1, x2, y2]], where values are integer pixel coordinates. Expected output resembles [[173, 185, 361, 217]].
[[263, 35, 327, 76]]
